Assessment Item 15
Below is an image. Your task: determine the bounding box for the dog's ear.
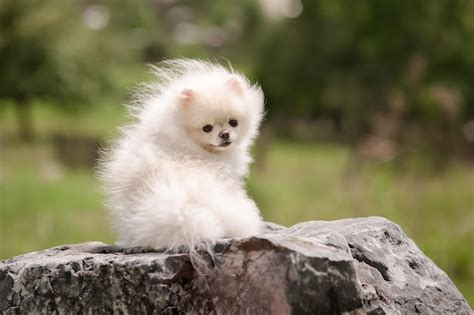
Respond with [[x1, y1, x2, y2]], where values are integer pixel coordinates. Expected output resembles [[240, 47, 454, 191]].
[[227, 75, 244, 95], [180, 88, 194, 106]]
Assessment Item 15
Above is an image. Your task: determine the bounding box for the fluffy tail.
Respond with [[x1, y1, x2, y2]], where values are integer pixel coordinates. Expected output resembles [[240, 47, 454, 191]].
[[112, 173, 227, 251]]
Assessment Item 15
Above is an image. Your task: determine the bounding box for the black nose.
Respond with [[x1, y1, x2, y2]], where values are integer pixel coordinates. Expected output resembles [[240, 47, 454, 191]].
[[219, 130, 230, 140]]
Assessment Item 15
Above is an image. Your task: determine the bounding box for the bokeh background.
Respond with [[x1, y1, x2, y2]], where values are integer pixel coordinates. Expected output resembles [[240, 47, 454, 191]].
[[0, 0, 473, 304]]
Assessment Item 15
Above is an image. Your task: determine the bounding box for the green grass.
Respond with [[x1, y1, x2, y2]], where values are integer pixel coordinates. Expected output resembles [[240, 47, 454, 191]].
[[0, 144, 114, 256], [0, 105, 472, 306]]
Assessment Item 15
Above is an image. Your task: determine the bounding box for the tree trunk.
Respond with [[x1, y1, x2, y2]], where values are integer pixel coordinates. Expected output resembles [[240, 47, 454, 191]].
[[15, 101, 34, 142]]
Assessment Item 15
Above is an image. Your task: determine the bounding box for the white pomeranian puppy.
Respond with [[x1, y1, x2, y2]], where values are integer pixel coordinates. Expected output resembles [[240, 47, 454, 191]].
[[98, 59, 265, 251]]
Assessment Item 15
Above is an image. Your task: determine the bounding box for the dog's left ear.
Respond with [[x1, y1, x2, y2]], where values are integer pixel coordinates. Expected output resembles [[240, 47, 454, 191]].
[[180, 88, 194, 106], [227, 75, 244, 95]]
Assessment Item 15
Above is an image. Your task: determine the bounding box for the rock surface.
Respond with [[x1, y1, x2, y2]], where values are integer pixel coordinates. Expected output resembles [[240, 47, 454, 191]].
[[0, 217, 471, 314]]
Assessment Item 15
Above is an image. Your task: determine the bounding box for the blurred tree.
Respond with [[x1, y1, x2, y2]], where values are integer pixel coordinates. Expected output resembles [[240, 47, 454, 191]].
[[0, 1, 107, 140], [0, 0, 165, 141], [254, 0, 474, 156]]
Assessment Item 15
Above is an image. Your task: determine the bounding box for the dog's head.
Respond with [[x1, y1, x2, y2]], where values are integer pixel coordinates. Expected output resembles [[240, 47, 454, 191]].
[[177, 74, 264, 153]]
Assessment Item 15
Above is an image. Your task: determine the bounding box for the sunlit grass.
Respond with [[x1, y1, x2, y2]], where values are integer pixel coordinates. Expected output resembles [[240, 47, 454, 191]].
[[0, 144, 113, 256]]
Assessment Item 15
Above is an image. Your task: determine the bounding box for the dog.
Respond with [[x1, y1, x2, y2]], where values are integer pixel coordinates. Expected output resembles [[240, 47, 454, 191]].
[[98, 59, 265, 251]]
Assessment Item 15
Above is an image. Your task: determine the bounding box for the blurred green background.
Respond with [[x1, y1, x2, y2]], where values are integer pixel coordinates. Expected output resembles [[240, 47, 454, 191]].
[[0, 0, 473, 304]]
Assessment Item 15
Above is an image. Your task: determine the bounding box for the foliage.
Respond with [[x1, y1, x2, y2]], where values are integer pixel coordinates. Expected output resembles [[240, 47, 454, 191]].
[[254, 0, 474, 144], [0, 0, 159, 139], [0, 2, 96, 103], [2, 0, 474, 149]]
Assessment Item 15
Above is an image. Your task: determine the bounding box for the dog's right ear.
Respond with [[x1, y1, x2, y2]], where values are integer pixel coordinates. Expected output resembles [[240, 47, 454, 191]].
[[227, 75, 244, 95], [180, 88, 194, 106]]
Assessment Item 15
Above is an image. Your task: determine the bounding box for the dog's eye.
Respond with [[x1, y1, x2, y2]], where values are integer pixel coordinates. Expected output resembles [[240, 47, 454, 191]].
[[202, 124, 213, 133], [229, 119, 238, 127]]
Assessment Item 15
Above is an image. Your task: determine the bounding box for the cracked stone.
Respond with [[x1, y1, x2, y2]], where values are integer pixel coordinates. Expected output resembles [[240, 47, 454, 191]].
[[0, 217, 471, 314]]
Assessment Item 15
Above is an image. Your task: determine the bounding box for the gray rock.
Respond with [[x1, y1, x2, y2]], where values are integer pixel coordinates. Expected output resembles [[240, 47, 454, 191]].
[[0, 217, 471, 314]]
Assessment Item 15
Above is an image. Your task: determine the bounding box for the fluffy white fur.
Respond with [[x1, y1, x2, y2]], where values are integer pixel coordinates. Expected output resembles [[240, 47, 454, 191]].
[[98, 59, 265, 251]]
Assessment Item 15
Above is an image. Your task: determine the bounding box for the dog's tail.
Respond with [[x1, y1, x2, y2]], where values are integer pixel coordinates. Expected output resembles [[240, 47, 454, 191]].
[[113, 173, 226, 251]]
